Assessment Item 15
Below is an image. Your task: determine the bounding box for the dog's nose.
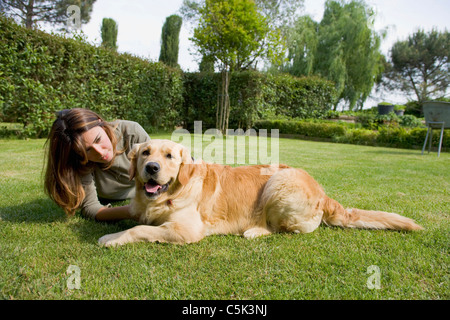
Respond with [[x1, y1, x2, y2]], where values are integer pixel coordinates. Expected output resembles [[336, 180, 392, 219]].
[[145, 162, 160, 175]]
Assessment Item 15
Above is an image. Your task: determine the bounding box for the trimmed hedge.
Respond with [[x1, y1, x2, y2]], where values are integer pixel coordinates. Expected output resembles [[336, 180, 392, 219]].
[[265, 74, 337, 120], [253, 119, 346, 139], [182, 71, 336, 131], [182, 71, 267, 130], [253, 119, 449, 151], [0, 15, 183, 137]]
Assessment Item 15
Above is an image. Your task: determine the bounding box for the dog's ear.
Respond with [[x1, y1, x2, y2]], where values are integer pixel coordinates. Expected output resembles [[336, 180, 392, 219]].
[[177, 144, 198, 186], [127, 143, 144, 180], [178, 163, 198, 186], [179, 145, 193, 164]]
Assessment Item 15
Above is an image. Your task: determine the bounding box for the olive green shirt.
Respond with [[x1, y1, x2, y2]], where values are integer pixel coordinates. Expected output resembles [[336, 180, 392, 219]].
[[80, 120, 150, 219]]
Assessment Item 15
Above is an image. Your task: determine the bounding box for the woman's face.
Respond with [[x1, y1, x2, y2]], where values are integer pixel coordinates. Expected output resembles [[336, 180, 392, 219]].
[[81, 126, 114, 163]]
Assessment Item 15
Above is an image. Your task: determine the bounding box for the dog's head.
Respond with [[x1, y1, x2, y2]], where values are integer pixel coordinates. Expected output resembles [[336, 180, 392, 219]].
[[128, 139, 195, 199]]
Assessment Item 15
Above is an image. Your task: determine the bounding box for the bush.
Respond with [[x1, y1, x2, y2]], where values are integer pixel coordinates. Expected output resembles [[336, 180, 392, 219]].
[[182, 72, 219, 130], [334, 128, 378, 146], [253, 120, 346, 139], [264, 74, 337, 120], [182, 71, 336, 131], [399, 114, 423, 128], [355, 112, 424, 130], [405, 101, 422, 117], [253, 119, 448, 151], [0, 16, 183, 137]]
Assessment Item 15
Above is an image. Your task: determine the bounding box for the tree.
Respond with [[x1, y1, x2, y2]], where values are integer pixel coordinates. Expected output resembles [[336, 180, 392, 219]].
[[159, 14, 182, 68], [281, 15, 318, 77], [181, 0, 303, 28], [386, 29, 449, 104], [0, 0, 96, 30], [198, 54, 215, 72], [181, 0, 302, 71], [281, 0, 384, 110], [100, 17, 118, 51], [189, 0, 286, 133]]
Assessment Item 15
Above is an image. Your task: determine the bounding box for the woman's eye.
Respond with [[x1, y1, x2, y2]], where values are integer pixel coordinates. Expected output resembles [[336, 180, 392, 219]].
[[142, 150, 150, 156]]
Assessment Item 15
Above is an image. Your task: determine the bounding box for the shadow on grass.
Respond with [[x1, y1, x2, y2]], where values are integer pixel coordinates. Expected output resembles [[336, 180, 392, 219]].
[[0, 198, 67, 223], [69, 218, 140, 245], [0, 197, 140, 245]]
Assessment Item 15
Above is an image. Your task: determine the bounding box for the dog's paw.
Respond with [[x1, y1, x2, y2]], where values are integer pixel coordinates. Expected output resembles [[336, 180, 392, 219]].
[[98, 231, 129, 247], [243, 227, 271, 239]]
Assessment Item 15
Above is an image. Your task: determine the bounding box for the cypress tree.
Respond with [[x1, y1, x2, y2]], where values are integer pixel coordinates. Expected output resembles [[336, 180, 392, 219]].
[[101, 18, 118, 51], [159, 15, 182, 68]]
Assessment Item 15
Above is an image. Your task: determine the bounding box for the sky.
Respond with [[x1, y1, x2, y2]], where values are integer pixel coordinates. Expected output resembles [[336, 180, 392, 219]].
[[75, 0, 449, 107]]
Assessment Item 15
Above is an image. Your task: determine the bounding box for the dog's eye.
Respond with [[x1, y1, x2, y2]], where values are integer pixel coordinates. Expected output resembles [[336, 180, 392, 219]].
[[166, 153, 173, 159], [142, 150, 150, 156]]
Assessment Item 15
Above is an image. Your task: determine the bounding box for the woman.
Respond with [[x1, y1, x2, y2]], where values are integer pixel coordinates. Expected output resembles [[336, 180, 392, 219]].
[[44, 108, 150, 221]]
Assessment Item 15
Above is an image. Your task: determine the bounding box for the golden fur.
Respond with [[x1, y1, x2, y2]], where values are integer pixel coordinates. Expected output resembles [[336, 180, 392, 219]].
[[98, 139, 422, 246]]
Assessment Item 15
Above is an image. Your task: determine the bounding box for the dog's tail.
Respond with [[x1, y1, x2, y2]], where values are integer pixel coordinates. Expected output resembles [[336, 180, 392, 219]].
[[321, 197, 423, 231]]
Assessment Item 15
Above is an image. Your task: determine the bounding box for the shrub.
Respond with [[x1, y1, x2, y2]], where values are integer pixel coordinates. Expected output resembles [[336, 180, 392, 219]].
[[264, 74, 337, 120], [253, 119, 448, 151], [182, 72, 219, 130], [253, 120, 346, 139], [356, 111, 424, 130], [182, 71, 336, 130], [356, 113, 377, 129], [405, 101, 422, 117], [399, 114, 424, 128], [334, 128, 378, 146]]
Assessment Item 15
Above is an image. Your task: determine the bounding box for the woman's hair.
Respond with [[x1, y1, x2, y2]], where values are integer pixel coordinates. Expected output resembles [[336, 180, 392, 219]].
[[44, 108, 119, 216]]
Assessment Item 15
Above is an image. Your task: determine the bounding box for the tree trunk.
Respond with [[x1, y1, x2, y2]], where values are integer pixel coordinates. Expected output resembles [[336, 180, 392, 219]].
[[25, 0, 35, 29], [217, 69, 231, 135]]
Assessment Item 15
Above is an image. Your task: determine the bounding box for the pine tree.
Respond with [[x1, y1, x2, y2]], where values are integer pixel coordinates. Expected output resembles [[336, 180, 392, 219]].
[[0, 0, 96, 30], [387, 29, 449, 103]]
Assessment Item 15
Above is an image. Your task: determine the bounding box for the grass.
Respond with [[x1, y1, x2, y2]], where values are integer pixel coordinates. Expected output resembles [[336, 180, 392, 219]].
[[0, 133, 448, 300]]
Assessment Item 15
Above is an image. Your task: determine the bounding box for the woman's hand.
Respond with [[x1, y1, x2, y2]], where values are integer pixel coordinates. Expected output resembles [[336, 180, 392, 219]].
[[95, 205, 139, 222]]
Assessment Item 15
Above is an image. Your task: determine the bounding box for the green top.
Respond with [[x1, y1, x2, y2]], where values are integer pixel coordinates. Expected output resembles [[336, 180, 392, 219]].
[[80, 120, 150, 219]]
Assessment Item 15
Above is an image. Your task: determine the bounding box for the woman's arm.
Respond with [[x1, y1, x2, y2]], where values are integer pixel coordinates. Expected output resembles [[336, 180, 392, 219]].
[[95, 205, 138, 222]]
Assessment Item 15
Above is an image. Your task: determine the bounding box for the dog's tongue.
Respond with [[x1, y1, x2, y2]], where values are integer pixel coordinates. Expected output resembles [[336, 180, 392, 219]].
[[145, 182, 162, 193]]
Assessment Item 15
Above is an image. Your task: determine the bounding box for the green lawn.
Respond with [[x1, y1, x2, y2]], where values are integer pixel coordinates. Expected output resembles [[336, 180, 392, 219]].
[[0, 134, 448, 300]]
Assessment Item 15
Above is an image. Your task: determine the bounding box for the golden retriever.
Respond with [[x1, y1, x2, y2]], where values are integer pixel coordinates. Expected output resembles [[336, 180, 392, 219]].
[[98, 139, 422, 247]]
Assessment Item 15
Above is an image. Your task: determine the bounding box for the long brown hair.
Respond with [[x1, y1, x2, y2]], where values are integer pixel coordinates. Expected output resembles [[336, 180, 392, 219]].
[[44, 108, 119, 215]]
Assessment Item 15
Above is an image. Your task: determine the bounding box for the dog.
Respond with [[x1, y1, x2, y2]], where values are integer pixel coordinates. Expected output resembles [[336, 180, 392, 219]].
[[98, 139, 423, 247]]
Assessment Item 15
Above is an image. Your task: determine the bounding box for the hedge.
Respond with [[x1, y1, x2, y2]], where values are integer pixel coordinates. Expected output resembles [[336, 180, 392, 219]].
[[253, 119, 449, 151], [264, 74, 337, 120], [182, 71, 268, 130], [253, 119, 346, 139], [182, 72, 336, 131], [0, 15, 183, 137]]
